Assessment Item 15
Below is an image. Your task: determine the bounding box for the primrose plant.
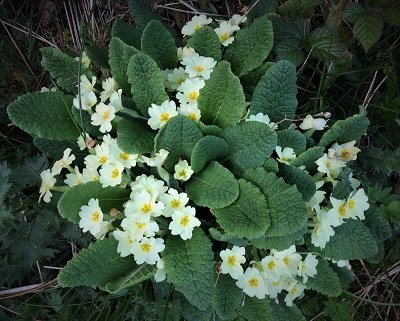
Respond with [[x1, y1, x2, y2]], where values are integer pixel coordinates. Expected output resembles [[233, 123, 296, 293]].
[[7, 3, 390, 320]]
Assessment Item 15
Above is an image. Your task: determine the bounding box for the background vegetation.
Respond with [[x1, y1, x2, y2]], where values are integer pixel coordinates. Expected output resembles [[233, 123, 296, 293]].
[[0, 0, 399, 320]]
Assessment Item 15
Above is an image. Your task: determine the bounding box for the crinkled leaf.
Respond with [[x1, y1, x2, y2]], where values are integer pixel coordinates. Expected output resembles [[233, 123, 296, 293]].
[[323, 300, 353, 321], [358, 147, 400, 175], [71, 106, 101, 137], [271, 302, 306, 321], [208, 228, 248, 247], [197, 123, 223, 136], [318, 113, 369, 147], [129, 0, 163, 31], [154, 115, 203, 171], [57, 181, 130, 224], [186, 161, 239, 209], [331, 169, 352, 199], [116, 118, 156, 154], [85, 45, 109, 69], [33, 137, 81, 160], [214, 274, 242, 320], [141, 20, 177, 69], [305, 27, 345, 60], [291, 146, 324, 171], [306, 259, 341, 297], [364, 206, 392, 243], [241, 62, 274, 93], [163, 229, 214, 311], [277, 129, 306, 154], [220, 121, 277, 172], [279, 165, 316, 201], [243, 168, 308, 237], [197, 61, 246, 128], [7, 91, 79, 140], [225, 15, 274, 77], [109, 37, 139, 93], [250, 60, 298, 124], [187, 26, 222, 61], [215, 179, 270, 239], [127, 52, 169, 117], [191, 136, 229, 173], [40, 47, 92, 93], [111, 18, 142, 49], [251, 226, 306, 250], [239, 297, 273, 321], [58, 238, 137, 288]]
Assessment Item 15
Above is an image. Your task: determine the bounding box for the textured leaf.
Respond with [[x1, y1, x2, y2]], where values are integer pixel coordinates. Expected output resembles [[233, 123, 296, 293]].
[[181, 304, 212, 321], [225, 15, 274, 77], [57, 181, 130, 224], [197, 123, 223, 136], [271, 302, 306, 321], [58, 238, 137, 288], [318, 114, 369, 147], [7, 91, 79, 140], [141, 20, 177, 69], [358, 147, 400, 175], [191, 136, 229, 173], [109, 37, 139, 93], [241, 62, 274, 93], [127, 52, 169, 116], [279, 165, 316, 201], [214, 274, 242, 320], [85, 45, 109, 69], [383, 0, 400, 26], [247, 0, 279, 20], [277, 129, 306, 154], [215, 179, 270, 239], [185, 162, 239, 209], [33, 137, 81, 160], [305, 27, 345, 60], [154, 115, 203, 171], [208, 228, 248, 247], [239, 297, 273, 321], [40, 47, 92, 93], [263, 158, 279, 173], [129, 0, 163, 30], [364, 206, 392, 243], [306, 259, 341, 297], [278, 0, 318, 18], [243, 168, 308, 237], [105, 263, 155, 293], [250, 60, 298, 124], [331, 169, 352, 199], [71, 106, 101, 137], [323, 300, 353, 321], [163, 229, 214, 311], [116, 118, 156, 154], [291, 146, 324, 171], [220, 121, 277, 172], [319, 220, 378, 260], [251, 226, 306, 250], [197, 61, 246, 128], [344, 4, 383, 52], [111, 18, 142, 49], [187, 26, 222, 61]]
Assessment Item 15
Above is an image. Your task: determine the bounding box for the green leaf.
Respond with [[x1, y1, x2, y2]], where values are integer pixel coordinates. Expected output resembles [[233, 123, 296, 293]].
[[208, 228, 248, 247], [71, 106, 101, 137], [58, 238, 137, 288], [105, 263, 155, 293], [323, 299, 353, 321], [7, 91, 79, 140], [243, 168, 308, 237], [109, 37, 139, 93], [141, 20, 177, 69], [187, 26, 222, 61], [163, 229, 214, 311], [331, 169, 352, 199], [364, 206, 392, 243], [111, 18, 142, 49], [215, 179, 270, 239], [191, 136, 229, 173], [220, 121, 277, 172], [197, 123, 223, 136], [239, 297, 273, 321], [383, 0, 400, 26], [279, 165, 316, 201], [129, 0, 163, 31], [318, 114, 369, 147], [271, 302, 306, 321], [358, 147, 400, 175], [241, 62, 274, 93], [277, 129, 306, 154], [116, 118, 156, 154], [305, 259, 341, 297], [40, 47, 92, 93], [251, 226, 306, 250], [247, 0, 278, 20], [305, 27, 345, 60], [181, 303, 212, 321], [250, 60, 298, 124], [319, 220, 378, 260], [33, 137, 81, 160], [127, 52, 169, 116], [185, 162, 239, 209], [57, 181, 130, 224], [344, 4, 383, 52], [214, 274, 242, 320], [225, 15, 274, 77], [291, 146, 324, 170], [263, 158, 279, 173], [85, 45, 109, 69], [154, 115, 203, 171], [197, 61, 245, 128]]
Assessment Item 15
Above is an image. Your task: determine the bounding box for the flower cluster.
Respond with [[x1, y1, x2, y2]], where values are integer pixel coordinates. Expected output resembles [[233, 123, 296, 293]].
[[219, 245, 319, 306]]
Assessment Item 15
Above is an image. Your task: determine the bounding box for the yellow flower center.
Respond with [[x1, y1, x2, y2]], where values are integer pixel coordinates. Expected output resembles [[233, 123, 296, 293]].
[[348, 199, 355, 209], [170, 199, 181, 208], [160, 112, 170, 122], [102, 111, 109, 120], [188, 91, 199, 101], [195, 65, 204, 72], [180, 215, 190, 227], [338, 203, 346, 217], [135, 222, 147, 229], [284, 256, 290, 265], [179, 169, 187, 177], [326, 162, 331, 169], [248, 278, 259, 287], [111, 168, 120, 178], [188, 113, 198, 121], [194, 24, 202, 30], [178, 78, 184, 84], [141, 243, 152, 252], [120, 152, 130, 161], [141, 203, 153, 213], [290, 287, 298, 295], [340, 149, 350, 158], [273, 281, 280, 286], [99, 156, 108, 164], [267, 260, 276, 270], [227, 255, 236, 266], [219, 32, 229, 41], [128, 237, 133, 244], [91, 211, 100, 222]]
